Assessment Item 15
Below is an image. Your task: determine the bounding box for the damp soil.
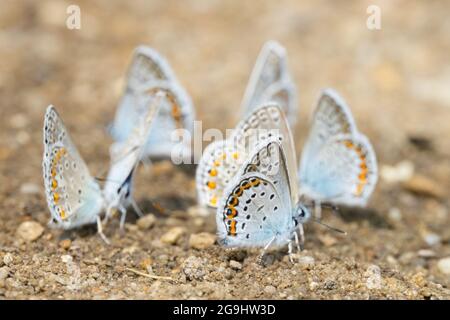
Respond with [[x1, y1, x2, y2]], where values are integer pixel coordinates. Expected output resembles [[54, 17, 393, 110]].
[[0, 1, 449, 299]]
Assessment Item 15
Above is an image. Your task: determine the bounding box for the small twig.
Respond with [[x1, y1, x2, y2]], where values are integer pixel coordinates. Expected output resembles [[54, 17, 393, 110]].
[[124, 268, 175, 281]]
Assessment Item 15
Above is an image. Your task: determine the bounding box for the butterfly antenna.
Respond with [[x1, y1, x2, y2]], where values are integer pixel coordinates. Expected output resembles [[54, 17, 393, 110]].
[[321, 203, 339, 215], [313, 218, 347, 235]]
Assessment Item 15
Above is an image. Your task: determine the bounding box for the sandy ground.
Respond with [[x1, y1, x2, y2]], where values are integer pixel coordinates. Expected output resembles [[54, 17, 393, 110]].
[[0, 0, 449, 299]]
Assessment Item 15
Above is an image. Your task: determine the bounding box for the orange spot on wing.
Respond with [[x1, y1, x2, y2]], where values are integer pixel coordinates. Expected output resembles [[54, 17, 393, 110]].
[[229, 220, 237, 236], [355, 184, 364, 196], [345, 141, 354, 149], [234, 188, 244, 197], [207, 181, 216, 189], [208, 169, 217, 177], [226, 207, 237, 219]]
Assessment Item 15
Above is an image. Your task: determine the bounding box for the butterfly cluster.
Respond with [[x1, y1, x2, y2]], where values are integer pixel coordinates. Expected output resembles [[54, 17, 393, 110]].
[[196, 41, 378, 261], [43, 41, 378, 262], [43, 47, 194, 243]]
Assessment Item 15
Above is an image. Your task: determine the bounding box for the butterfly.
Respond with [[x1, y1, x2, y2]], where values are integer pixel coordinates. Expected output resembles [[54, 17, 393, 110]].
[[298, 89, 378, 217], [42, 91, 165, 243], [196, 103, 298, 209], [110, 45, 195, 161], [216, 134, 310, 262], [241, 40, 298, 128]]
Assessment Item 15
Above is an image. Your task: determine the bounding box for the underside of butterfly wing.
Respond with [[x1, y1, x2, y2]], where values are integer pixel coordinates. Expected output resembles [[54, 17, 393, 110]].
[[217, 172, 293, 248], [300, 133, 377, 206], [43, 106, 103, 229]]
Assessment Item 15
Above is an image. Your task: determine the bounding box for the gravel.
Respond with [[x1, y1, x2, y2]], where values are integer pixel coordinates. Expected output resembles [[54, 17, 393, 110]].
[[0, 0, 449, 300]]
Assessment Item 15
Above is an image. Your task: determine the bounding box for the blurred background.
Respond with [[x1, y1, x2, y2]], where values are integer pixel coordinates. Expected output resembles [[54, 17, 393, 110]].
[[0, 0, 449, 299]]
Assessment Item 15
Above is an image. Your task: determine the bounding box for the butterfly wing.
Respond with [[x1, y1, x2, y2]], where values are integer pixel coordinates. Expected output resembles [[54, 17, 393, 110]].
[[110, 46, 176, 143], [217, 137, 295, 248], [126, 45, 176, 91], [43, 106, 103, 229], [241, 41, 297, 126], [234, 103, 299, 202], [104, 92, 165, 205], [300, 133, 378, 206], [142, 82, 195, 160], [196, 140, 245, 208], [299, 88, 358, 184]]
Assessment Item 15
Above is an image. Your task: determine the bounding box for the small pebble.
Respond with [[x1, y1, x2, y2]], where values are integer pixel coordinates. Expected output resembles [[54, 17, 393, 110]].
[[399, 252, 415, 265], [59, 239, 72, 250], [417, 249, 436, 258], [388, 207, 402, 222], [264, 285, 277, 295], [3, 253, 13, 265], [297, 255, 315, 268], [19, 183, 41, 195], [16, 221, 44, 242], [229, 260, 242, 270], [422, 232, 441, 246], [386, 255, 398, 265], [10, 113, 29, 129], [160, 227, 185, 245], [182, 256, 208, 281], [187, 205, 211, 217], [136, 214, 156, 230], [380, 161, 414, 184], [437, 257, 450, 275], [309, 281, 319, 291], [365, 265, 383, 290], [189, 232, 216, 249], [61, 255, 73, 264], [402, 175, 444, 199], [0, 267, 9, 280]]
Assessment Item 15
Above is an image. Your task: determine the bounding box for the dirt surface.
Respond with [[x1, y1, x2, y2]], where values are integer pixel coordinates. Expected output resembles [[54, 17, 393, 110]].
[[1, 0, 450, 299]]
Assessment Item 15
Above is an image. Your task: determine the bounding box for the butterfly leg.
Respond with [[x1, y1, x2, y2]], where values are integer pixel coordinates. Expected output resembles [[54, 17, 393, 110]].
[[103, 204, 114, 226], [293, 229, 301, 253], [130, 198, 144, 217], [119, 205, 127, 232], [288, 240, 295, 263], [257, 236, 276, 265], [297, 224, 305, 251], [96, 216, 110, 245], [314, 201, 322, 220], [140, 157, 152, 169]]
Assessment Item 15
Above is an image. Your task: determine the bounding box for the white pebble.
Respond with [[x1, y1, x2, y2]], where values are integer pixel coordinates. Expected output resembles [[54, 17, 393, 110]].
[[0, 266, 10, 280], [136, 214, 156, 230], [229, 260, 242, 270], [3, 253, 13, 265], [16, 221, 44, 242], [61, 255, 73, 264], [423, 233, 441, 246], [437, 257, 450, 275], [20, 183, 41, 195], [380, 161, 414, 184]]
